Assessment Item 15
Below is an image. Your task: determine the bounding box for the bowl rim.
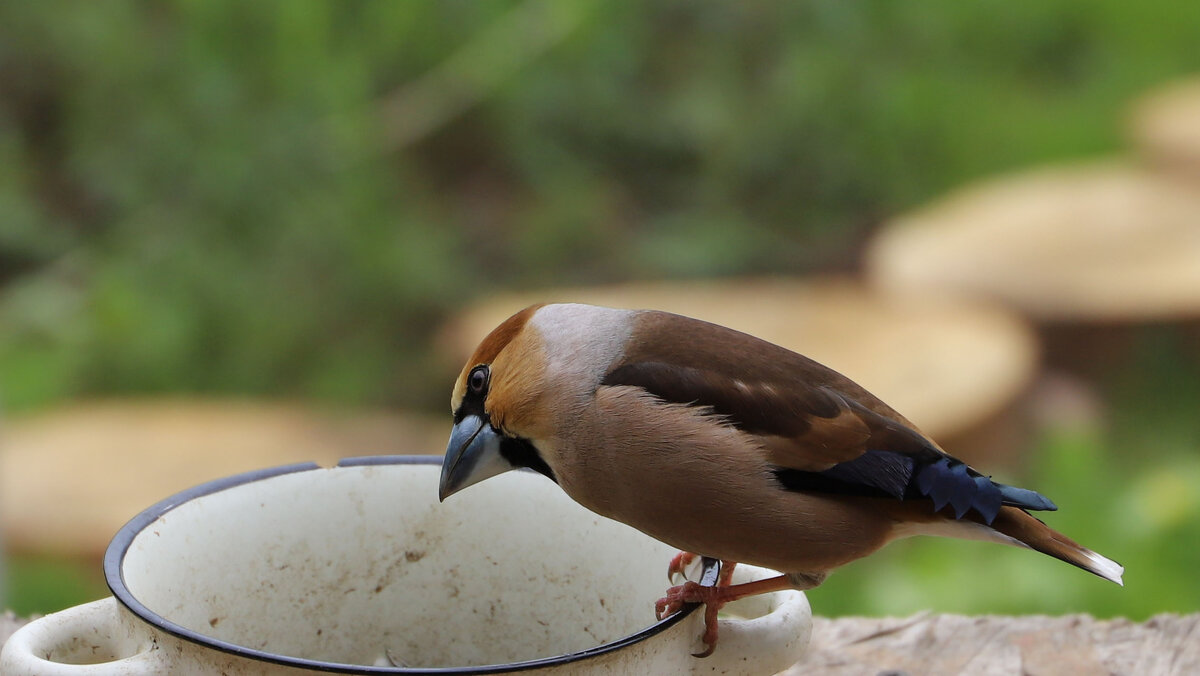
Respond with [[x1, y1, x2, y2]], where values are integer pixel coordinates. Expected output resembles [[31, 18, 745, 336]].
[[104, 454, 713, 674]]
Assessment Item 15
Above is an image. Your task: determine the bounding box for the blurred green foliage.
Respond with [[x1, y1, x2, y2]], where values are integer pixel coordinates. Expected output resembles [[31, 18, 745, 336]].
[[2, 2, 1199, 618], [5, 554, 105, 618], [3, 1, 1200, 412]]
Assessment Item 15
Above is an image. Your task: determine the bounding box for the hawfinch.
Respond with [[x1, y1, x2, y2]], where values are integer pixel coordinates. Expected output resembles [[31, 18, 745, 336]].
[[439, 303, 1124, 656]]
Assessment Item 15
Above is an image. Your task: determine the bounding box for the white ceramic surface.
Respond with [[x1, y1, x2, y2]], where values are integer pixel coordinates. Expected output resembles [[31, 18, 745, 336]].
[[0, 457, 811, 675]]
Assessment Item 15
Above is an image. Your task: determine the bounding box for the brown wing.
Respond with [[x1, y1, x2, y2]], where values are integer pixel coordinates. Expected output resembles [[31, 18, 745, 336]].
[[603, 310, 1054, 523], [600, 360, 938, 467]]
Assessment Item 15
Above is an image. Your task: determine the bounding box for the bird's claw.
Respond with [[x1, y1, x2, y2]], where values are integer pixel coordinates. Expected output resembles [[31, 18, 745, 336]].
[[692, 600, 722, 657], [667, 550, 698, 584]]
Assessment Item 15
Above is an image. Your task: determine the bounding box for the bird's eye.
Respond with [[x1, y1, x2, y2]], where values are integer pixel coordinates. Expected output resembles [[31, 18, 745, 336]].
[[468, 365, 489, 395]]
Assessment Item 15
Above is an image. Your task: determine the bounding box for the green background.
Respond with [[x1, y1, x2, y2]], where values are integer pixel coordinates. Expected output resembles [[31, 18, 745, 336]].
[[2, 1, 1198, 619]]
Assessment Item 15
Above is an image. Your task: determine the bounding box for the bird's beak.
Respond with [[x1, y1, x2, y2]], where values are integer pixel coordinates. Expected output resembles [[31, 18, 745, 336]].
[[439, 414, 508, 502]]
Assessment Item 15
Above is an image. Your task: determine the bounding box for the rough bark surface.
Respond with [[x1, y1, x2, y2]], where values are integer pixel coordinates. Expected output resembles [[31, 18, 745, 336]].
[[785, 612, 1200, 675], [3, 611, 1198, 674]]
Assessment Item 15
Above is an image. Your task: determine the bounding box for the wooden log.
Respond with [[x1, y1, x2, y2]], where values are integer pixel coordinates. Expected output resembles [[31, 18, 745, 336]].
[[0, 399, 449, 556], [866, 161, 1200, 377], [867, 161, 1200, 323], [1129, 77, 1200, 182]]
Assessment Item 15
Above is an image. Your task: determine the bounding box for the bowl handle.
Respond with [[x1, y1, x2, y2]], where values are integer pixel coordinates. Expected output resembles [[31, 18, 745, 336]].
[[687, 564, 813, 675], [0, 597, 171, 675]]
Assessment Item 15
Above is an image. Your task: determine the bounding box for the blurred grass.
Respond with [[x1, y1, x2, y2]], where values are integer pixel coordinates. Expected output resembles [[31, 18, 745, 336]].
[[2, 1, 1200, 617], [5, 555, 106, 617]]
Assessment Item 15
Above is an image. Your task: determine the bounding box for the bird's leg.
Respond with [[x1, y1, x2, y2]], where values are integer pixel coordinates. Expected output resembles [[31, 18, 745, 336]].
[[716, 559, 737, 587], [656, 563, 794, 657], [693, 560, 738, 655]]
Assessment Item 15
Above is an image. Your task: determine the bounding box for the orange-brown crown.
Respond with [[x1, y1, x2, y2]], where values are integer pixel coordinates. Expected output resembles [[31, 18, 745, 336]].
[[451, 304, 544, 413]]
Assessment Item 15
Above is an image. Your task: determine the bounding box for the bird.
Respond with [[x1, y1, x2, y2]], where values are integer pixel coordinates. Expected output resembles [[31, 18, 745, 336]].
[[438, 302, 1124, 656]]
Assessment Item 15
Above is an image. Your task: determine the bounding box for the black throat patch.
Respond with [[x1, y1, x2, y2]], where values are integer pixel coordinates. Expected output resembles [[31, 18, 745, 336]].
[[499, 436, 556, 483]]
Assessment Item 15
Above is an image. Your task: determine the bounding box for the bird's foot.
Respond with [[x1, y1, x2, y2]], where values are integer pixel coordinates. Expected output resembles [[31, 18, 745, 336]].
[[655, 560, 739, 657], [654, 580, 728, 657], [657, 566, 797, 658]]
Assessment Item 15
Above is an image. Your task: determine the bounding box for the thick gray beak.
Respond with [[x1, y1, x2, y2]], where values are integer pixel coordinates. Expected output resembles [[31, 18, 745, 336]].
[[439, 414, 510, 501]]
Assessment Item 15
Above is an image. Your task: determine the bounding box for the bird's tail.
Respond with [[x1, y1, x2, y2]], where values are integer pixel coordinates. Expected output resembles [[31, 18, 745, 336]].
[[991, 507, 1124, 586]]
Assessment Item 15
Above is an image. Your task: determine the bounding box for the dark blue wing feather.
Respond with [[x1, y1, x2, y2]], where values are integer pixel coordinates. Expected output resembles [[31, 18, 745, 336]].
[[774, 452, 1056, 525]]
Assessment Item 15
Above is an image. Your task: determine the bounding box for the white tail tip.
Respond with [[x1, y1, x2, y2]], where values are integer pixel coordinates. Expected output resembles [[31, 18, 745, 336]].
[[1084, 549, 1125, 586]]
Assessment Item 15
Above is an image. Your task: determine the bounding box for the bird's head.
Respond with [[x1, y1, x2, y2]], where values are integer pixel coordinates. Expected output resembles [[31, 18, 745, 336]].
[[439, 302, 633, 502], [440, 304, 550, 501]]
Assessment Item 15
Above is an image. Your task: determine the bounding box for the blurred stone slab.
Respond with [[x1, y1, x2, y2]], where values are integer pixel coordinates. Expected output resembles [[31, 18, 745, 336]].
[[786, 612, 1200, 675], [0, 399, 448, 556], [441, 278, 1037, 458]]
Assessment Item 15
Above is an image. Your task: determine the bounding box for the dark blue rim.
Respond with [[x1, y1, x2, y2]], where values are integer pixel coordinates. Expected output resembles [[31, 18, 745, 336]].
[[104, 454, 715, 674]]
